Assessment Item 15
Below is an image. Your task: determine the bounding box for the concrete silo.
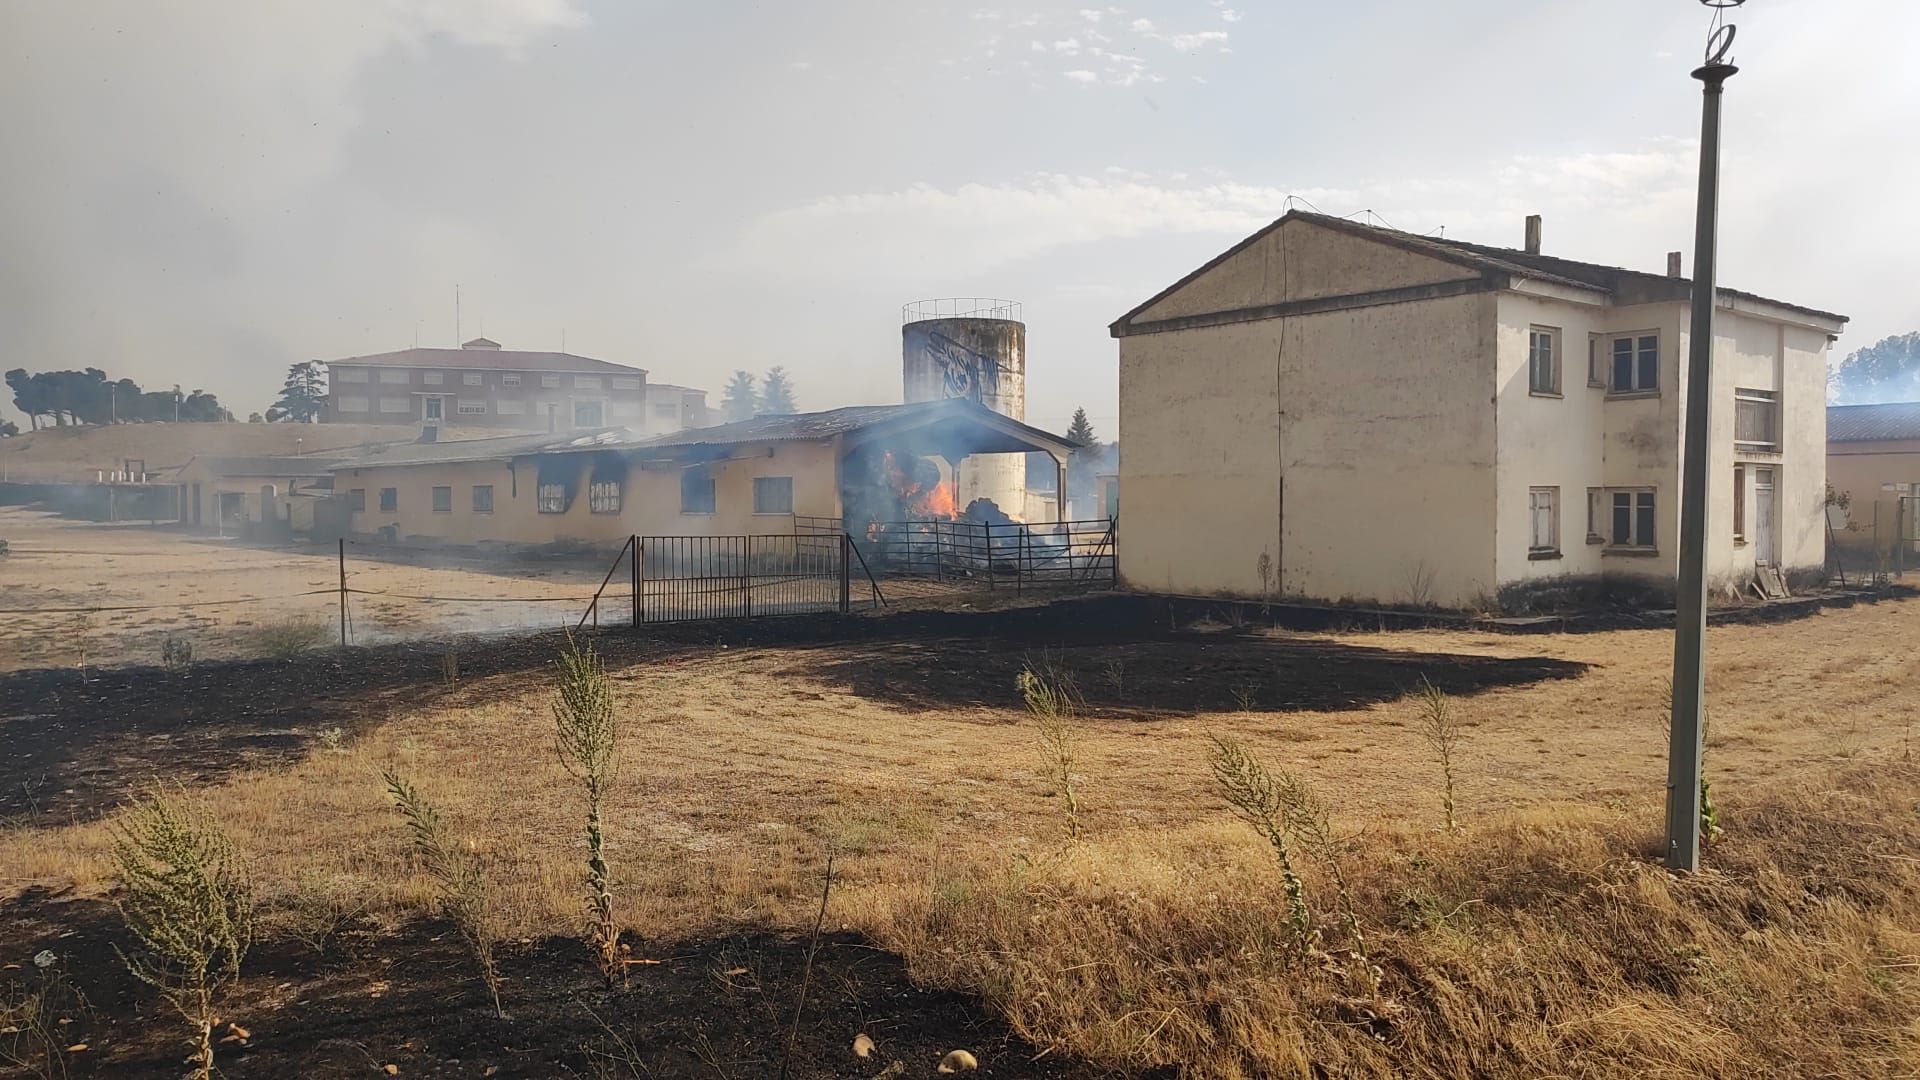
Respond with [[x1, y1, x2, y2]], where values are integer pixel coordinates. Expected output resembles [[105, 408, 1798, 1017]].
[[901, 298, 1028, 519]]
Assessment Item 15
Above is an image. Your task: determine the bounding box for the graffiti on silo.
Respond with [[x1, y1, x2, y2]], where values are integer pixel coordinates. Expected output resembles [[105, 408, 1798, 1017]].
[[924, 331, 1002, 405]]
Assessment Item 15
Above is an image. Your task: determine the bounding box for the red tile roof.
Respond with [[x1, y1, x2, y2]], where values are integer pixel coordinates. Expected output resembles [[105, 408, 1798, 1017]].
[[328, 347, 646, 376]]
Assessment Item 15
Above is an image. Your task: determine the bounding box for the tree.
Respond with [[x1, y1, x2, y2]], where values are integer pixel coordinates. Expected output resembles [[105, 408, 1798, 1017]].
[[266, 361, 328, 422], [1063, 406, 1107, 500], [5, 367, 231, 424], [1831, 332, 1920, 404], [1065, 407, 1097, 446], [758, 366, 797, 415], [721, 370, 759, 423]]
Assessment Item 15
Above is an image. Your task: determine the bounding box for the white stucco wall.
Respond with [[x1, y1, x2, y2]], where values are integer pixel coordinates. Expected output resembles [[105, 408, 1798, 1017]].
[[1117, 224, 1498, 608], [1117, 215, 1841, 611]]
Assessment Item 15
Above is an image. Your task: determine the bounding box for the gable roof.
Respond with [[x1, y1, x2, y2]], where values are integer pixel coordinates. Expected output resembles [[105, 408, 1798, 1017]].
[[1112, 209, 1847, 334], [633, 398, 1078, 457], [327, 347, 646, 376], [330, 429, 635, 470], [1829, 402, 1920, 443], [179, 455, 354, 478]]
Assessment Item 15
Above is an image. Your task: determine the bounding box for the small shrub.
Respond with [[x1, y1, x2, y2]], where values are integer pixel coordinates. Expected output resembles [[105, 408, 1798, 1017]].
[[315, 726, 347, 752], [1018, 660, 1084, 844], [382, 768, 503, 1016], [1402, 561, 1437, 609], [1256, 551, 1275, 613], [160, 635, 193, 674], [251, 618, 330, 659], [552, 635, 622, 986], [441, 647, 460, 684], [1207, 734, 1314, 959], [108, 787, 253, 1080], [1415, 676, 1464, 831], [278, 871, 367, 956], [1100, 657, 1126, 698]]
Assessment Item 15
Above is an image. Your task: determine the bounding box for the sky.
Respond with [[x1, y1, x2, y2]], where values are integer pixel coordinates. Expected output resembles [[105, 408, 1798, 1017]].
[[4, 0, 1916, 437]]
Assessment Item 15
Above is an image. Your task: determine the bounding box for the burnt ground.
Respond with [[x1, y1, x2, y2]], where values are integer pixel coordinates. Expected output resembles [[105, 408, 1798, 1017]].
[[0, 596, 1583, 1079], [0, 888, 1096, 1079], [0, 595, 1583, 824]]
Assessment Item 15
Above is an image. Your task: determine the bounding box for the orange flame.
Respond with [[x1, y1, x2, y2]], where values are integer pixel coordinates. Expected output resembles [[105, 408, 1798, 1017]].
[[881, 451, 957, 520]]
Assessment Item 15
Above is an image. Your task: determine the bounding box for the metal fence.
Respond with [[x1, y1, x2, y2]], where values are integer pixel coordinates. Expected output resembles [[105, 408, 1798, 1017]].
[[861, 518, 1116, 591], [634, 533, 867, 623]]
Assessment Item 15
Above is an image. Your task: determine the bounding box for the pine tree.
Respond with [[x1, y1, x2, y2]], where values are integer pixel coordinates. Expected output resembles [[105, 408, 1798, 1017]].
[[266, 361, 327, 422], [721, 370, 759, 423], [759, 366, 798, 415], [1065, 407, 1097, 446]]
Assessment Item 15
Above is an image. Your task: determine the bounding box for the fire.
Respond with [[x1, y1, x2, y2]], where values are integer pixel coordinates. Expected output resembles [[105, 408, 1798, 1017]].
[[882, 450, 956, 520]]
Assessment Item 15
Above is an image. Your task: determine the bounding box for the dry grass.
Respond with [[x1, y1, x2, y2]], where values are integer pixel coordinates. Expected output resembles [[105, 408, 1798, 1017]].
[[5, 595, 1920, 1074]]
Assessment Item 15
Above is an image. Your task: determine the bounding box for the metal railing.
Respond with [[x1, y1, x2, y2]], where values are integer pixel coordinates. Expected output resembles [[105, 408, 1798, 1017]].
[[636, 533, 865, 623], [861, 518, 1115, 590], [901, 298, 1023, 324]]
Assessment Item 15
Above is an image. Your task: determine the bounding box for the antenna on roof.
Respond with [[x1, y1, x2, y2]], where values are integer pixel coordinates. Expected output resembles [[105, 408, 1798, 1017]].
[[455, 284, 461, 346], [561, 328, 566, 353]]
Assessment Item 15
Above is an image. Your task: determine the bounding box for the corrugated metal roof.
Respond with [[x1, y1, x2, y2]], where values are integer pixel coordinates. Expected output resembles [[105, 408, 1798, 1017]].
[[1828, 402, 1920, 443], [330, 429, 635, 470], [187, 456, 355, 477], [328, 347, 647, 375]]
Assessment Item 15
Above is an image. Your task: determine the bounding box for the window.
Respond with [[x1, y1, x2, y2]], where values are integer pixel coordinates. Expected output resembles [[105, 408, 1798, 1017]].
[[1528, 326, 1561, 395], [681, 468, 715, 514], [424, 371, 444, 385], [501, 374, 521, 387], [379, 369, 411, 384], [496, 400, 525, 415], [379, 487, 397, 511], [456, 400, 487, 415], [573, 401, 604, 427], [575, 375, 602, 390], [1586, 334, 1607, 388], [379, 397, 410, 413], [1733, 465, 1746, 542], [753, 476, 794, 515], [347, 488, 366, 512], [1734, 388, 1780, 452], [424, 397, 443, 421], [537, 482, 568, 514], [472, 485, 493, 513], [652, 401, 680, 418], [463, 372, 483, 386], [1528, 487, 1559, 555], [334, 367, 369, 383], [588, 478, 622, 514], [540, 374, 561, 388], [431, 486, 453, 513], [612, 377, 642, 390], [1609, 333, 1659, 394], [1606, 488, 1657, 549], [335, 396, 369, 413]]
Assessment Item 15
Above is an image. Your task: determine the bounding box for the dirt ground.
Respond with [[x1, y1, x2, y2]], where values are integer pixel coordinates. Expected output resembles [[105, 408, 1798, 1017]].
[[1, 568, 1917, 1075], [0, 508, 619, 671]]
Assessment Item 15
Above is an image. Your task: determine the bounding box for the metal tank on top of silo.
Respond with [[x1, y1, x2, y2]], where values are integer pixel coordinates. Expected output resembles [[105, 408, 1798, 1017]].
[[901, 298, 1028, 520]]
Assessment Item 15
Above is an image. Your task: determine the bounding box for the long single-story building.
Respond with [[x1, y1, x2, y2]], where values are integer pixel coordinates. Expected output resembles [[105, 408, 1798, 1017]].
[[329, 398, 1077, 547], [1827, 402, 1920, 571], [170, 454, 354, 535]]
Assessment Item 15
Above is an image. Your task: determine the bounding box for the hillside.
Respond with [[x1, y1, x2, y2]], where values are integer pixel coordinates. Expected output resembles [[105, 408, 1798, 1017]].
[[0, 422, 492, 482]]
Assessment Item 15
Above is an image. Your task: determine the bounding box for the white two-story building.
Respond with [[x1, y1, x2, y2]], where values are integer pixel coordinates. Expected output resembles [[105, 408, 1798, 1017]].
[[1110, 211, 1847, 611]]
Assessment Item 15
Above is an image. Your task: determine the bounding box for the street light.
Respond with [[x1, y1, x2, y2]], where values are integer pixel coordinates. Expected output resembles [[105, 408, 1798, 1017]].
[[1667, 0, 1743, 874]]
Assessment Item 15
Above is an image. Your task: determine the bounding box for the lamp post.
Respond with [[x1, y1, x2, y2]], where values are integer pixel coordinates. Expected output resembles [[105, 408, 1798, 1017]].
[[1666, 0, 1743, 874]]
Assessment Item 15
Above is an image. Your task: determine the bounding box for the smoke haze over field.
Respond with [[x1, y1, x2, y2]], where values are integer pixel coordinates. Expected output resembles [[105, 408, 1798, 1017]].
[[4, 0, 1917, 435]]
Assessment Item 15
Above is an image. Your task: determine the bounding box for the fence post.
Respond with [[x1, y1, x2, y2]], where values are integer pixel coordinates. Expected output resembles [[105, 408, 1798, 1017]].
[[337, 538, 348, 646], [631, 535, 641, 627], [743, 533, 753, 618], [839, 533, 852, 614], [985, 522, 994, 593]]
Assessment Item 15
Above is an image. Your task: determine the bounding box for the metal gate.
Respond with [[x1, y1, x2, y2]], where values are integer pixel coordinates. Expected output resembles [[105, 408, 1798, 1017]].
[[637, 533, 858, 622]]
